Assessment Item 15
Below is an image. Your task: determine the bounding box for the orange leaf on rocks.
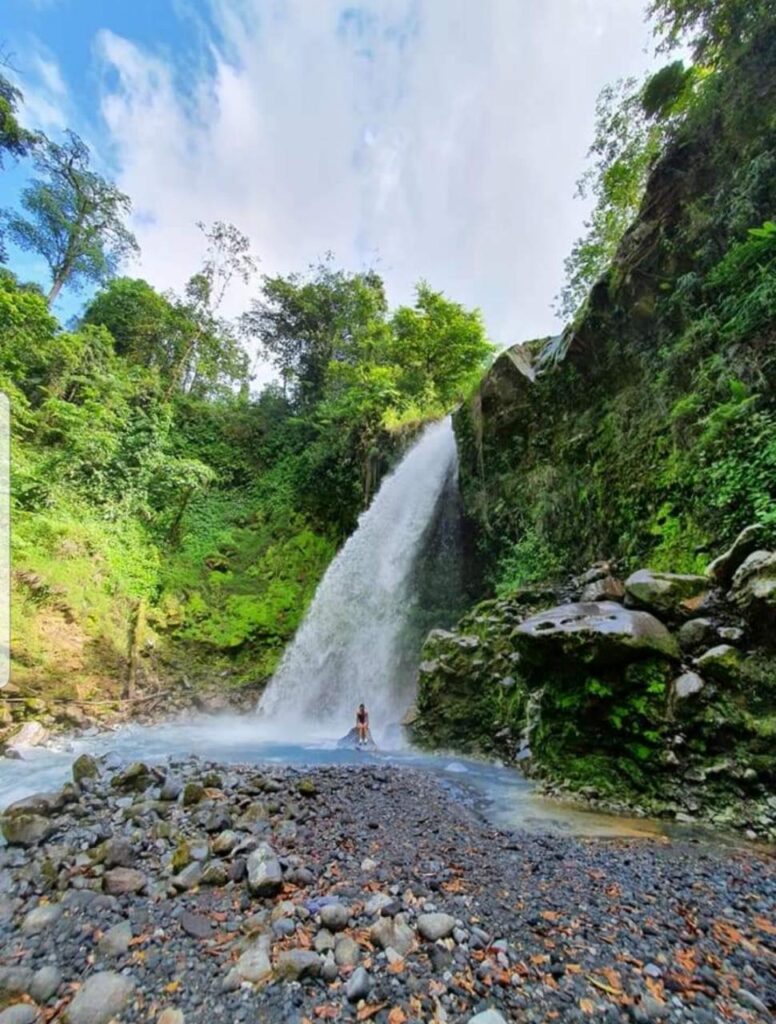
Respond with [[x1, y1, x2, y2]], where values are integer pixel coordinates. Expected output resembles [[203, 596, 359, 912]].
[[579, 998, 595, 1015], [387, 1008, 407, 1024], [387, 959, 405, 974], [313, 1006, 339, 1019], [356, 1003, 387, 1021]]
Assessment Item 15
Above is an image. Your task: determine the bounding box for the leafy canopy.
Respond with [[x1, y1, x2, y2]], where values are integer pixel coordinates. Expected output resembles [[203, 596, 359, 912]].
[[1, 130, 139, 304]]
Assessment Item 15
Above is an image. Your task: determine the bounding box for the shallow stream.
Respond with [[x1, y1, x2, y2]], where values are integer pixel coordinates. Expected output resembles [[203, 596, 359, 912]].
[[0, 713, 718, 843]]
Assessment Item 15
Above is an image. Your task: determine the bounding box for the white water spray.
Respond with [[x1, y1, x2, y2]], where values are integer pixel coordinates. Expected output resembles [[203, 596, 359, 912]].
[[258, 418, 458, 739]]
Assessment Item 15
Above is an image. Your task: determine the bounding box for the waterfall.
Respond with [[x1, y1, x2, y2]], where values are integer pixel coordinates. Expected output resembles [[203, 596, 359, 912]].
[[258, 417, 461, 740]]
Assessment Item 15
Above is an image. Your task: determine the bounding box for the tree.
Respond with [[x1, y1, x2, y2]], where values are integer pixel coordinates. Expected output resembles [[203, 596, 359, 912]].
[[389, 284, 493, 407], [648, 0, 771, 63], [0, 69, 38, 169], [1, 130, 138, 304], [241, 260, 389, 410], [83, 277, 174, 365], [555, 80, 665, 320]]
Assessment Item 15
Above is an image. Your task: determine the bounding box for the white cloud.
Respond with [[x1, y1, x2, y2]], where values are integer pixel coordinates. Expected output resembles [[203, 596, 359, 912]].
[[95, 0, 660, 377], [11, 44, 71, 133]]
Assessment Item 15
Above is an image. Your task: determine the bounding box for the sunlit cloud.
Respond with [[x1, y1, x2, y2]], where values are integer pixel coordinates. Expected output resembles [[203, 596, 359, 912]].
[[94, 0, 658, 375]]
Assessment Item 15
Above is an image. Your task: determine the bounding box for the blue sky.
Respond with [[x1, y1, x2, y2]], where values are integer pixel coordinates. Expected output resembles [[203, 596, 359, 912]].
[[2, 0, 661, 374]]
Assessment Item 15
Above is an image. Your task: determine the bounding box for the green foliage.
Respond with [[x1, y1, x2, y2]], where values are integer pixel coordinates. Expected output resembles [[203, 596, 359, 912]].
[[555, 78, 667, 320], [494, 530, 562, 596], [1, 131, 139, 303], [0, 70, 38, 171], [648, 0, 771, 63]]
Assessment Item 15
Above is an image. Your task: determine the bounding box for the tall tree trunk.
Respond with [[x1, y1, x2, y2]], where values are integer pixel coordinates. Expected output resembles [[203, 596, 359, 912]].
[[47, 274, 66, 306], [125, 598, 146, 701]]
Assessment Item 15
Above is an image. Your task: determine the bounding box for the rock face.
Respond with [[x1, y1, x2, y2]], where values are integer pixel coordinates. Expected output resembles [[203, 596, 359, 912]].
[[5, 721, 48, 755], [624, 570, 709, 618], [707, 524, 767, 587], [729, 550, 776, 634], [513, 602, 679, 665]]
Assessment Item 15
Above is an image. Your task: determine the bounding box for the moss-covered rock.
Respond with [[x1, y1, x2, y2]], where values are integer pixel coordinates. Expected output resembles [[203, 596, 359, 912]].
[[624, 570, 710, 619], [513, 601, 679, 665]]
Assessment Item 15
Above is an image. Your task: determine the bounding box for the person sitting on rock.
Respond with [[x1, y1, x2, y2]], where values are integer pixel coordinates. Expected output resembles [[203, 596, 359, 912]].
[[356, 703, 369, 746]]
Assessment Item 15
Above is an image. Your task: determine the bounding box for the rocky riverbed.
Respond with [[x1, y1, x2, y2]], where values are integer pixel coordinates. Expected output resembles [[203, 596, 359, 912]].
[[1, 757, 774, 1024]]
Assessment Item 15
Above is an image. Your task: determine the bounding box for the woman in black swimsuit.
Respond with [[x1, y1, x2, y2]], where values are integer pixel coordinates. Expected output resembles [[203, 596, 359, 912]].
[[356, 703, 369, 745]]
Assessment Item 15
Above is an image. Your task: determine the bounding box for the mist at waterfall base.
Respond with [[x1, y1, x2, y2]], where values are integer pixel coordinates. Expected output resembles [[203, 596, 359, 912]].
[[257, 417, 469, 744]]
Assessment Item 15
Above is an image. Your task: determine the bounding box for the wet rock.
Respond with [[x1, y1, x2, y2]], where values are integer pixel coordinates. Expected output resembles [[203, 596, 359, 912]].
[[673, 671, 705, 700], [72, 754, 100, 784], [319, 902, 350, 931], [63, 971, 135, 1024], [345, 965, 371, 1002], [180, 911, 211, 939], [334, 935, 360, 966], [1, 813, 53, 847], [172, 863, 203, 891], [159, 776, 182, 801], [275, 950, 321, 980], [729, 550, 776, 630], [212, 829, 237, 854], [0, 967, 35, 999], [580, 575, 625, 603], [182, 782, 204, 806], [228, 934, 272, 985], [677, 617, 716, 651], [0, 1006, 40, 1024], [297, 778, 319, 797], [514, 601, 679, 665], [103, 868, 146, 895], [94, 837, 134, 869], [696, 644, 741, 683], [22, 903, 62, 934], [30, 965, 62, 1002], [370, 915, 414, 956], [111, 762, 151, 792], [314, 928, 335, 953], [201, 862, 228, 886], [467, 1012, 508, 1024], [707, 524, 766, 587], [157, 1011, 185, 1024], [98, 920, 132, 956], [417, 912, 456, 941], [6, 721, 48, 753], [624, 569, 709, 617], [246, 843, 282, 897]]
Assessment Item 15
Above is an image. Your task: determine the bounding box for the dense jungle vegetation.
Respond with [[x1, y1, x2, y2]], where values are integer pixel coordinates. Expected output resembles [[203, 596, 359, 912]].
[[0, 99, 492, 704], [458, 0, 776, 594]]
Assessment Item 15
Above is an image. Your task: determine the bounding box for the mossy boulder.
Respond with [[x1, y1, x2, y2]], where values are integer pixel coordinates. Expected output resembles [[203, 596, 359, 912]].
[[111, 762, 152, 792], [696, 644, 742, 684], [624, 570, 710, 619], [729, 551, 776, 638], [513, 601, 679, 666], [72, 753, 100, 784], [182, 781, 205, 806]]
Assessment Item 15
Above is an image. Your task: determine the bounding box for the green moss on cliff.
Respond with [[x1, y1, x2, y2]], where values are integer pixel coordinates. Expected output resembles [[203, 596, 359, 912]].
[[455, 23, 776, 592]]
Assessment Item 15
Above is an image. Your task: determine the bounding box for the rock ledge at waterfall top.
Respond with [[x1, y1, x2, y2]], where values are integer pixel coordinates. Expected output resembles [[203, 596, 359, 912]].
[[0, 756, 774, 1024]]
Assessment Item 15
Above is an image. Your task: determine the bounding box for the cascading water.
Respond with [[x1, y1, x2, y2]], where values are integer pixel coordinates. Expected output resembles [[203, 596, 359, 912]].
[[258, 417, 462, 740]]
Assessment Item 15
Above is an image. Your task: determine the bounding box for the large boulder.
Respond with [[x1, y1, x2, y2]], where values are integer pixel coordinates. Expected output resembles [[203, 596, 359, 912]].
[[728, 550, 776, 635], [4, 721, 48, 758], [624, 569, 709, 618], [513, 601, 679, 666], [696, 644, 742, 684], [1, 813, 54, 847], [706, 524, 767, 588]]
